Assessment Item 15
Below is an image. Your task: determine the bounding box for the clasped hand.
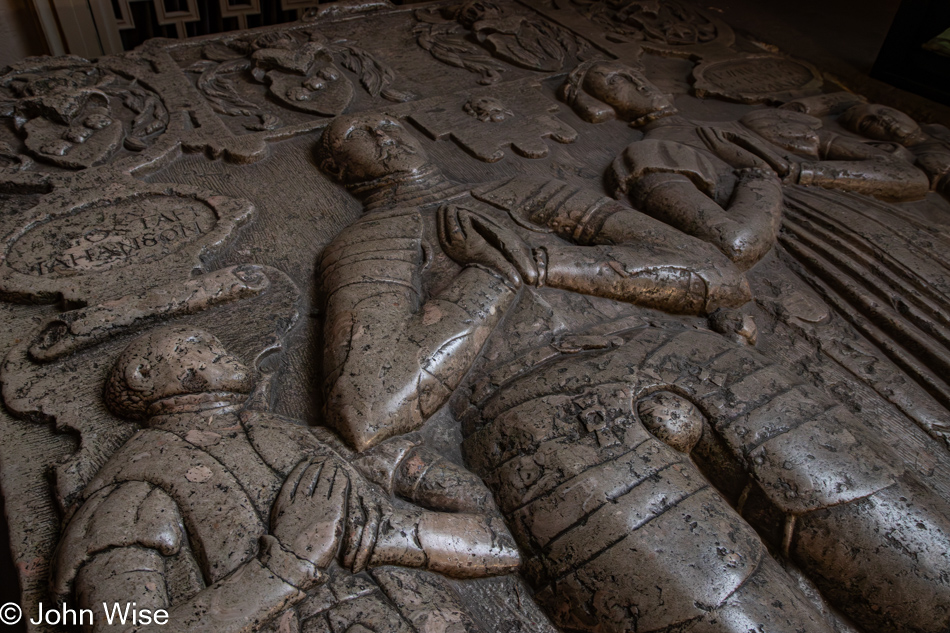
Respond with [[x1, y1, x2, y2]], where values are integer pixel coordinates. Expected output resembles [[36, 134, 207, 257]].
[[438, 204, 539, 288]]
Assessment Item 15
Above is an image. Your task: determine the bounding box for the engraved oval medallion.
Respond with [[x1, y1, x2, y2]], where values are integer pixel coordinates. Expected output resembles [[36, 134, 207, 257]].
[[7, 195, 218, 277], [692, 55, 823, 104]]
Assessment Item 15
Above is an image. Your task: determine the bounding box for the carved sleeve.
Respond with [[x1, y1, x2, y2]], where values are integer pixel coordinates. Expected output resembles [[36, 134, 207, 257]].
[[51, 482, 185, 606], [127, 536, 320, 633], [630, 169, 783, 272], [795, 132, 931, 201], [600, 138, 784, 270], [53, 482, 322, 633], [472, 176, 753, 312], [320, 207, 517, 451]]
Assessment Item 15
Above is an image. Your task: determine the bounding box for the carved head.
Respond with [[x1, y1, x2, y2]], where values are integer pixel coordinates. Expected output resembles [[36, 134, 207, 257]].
[[318, 114, 429, 187], [560, 60, 676, 125], [105, 327, 253, 420], [838, 103, 924, 146], [740, 109, 822, 158]]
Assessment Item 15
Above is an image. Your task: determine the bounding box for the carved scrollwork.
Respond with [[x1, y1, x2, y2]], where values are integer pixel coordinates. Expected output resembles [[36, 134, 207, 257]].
[[414, 1, 593, 84], [186, 27, 412, 131]]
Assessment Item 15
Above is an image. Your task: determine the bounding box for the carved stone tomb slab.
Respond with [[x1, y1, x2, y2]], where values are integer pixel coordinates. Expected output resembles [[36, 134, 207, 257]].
[[3, 2, 950, 633]]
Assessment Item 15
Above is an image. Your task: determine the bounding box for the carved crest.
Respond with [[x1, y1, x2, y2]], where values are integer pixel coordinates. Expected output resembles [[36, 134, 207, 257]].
[[0, 57, 169, 169], [186, 27, 412, 131]]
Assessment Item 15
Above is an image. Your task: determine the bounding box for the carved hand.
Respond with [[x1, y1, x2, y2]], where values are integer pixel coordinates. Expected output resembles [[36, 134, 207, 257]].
[[340, 482, 521, 578], [271, 459, 348, 568], [438, 204, 539, 287], [698, 126, 791, 177]]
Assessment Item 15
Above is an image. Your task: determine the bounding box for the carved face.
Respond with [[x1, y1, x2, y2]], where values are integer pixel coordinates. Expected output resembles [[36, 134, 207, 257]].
[[580, 61, 675, 125], [106, 327, 252, 419], [841, 104, 922, 145], [321, 114, 429, 185]]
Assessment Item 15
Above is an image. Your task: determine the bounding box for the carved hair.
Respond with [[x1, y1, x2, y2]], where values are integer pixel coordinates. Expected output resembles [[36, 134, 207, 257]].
[[315, 114, 395, 184], [559, 60, 598, 107], [105, 333, 161, 420]]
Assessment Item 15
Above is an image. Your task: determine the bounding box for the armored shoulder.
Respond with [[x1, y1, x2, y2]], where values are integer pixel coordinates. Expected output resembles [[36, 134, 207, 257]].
[[320, 206, 426, 294], [51, 481, 184, 603]]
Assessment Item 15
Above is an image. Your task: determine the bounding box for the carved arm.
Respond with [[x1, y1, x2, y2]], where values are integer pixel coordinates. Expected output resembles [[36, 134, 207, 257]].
[[792, 132, 930, 201], [471, 178, 754, 308], [320, 207, 517, 452]]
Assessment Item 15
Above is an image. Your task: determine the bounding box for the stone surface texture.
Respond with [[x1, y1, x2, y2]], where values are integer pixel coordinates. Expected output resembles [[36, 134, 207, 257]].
[[2, 1, 950, 632]]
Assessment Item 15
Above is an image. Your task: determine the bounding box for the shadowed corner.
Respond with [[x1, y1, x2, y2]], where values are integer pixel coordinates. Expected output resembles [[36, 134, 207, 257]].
[[0, 489, 25, 633]]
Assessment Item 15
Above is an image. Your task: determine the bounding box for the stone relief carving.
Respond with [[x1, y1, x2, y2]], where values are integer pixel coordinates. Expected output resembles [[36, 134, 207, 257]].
[[186, 28, 411, 132], [463, 96, 514, 122], [410, 82, 577, 161], [559, 61, 927, 266], [561, 60, 950, 446], [3, 265, 298, 510], [692, 54, 824, 105], [47, 325, 517, 631], [0, 182, 255, 303], [457, 321, 950, 633], [836, 101, 950, 198], [2, 2, 950, 633], [316, 112, 750, 451], [0, 58, 169, 170], [414, 0, 593, 83], [568, 0, 726, 48]]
